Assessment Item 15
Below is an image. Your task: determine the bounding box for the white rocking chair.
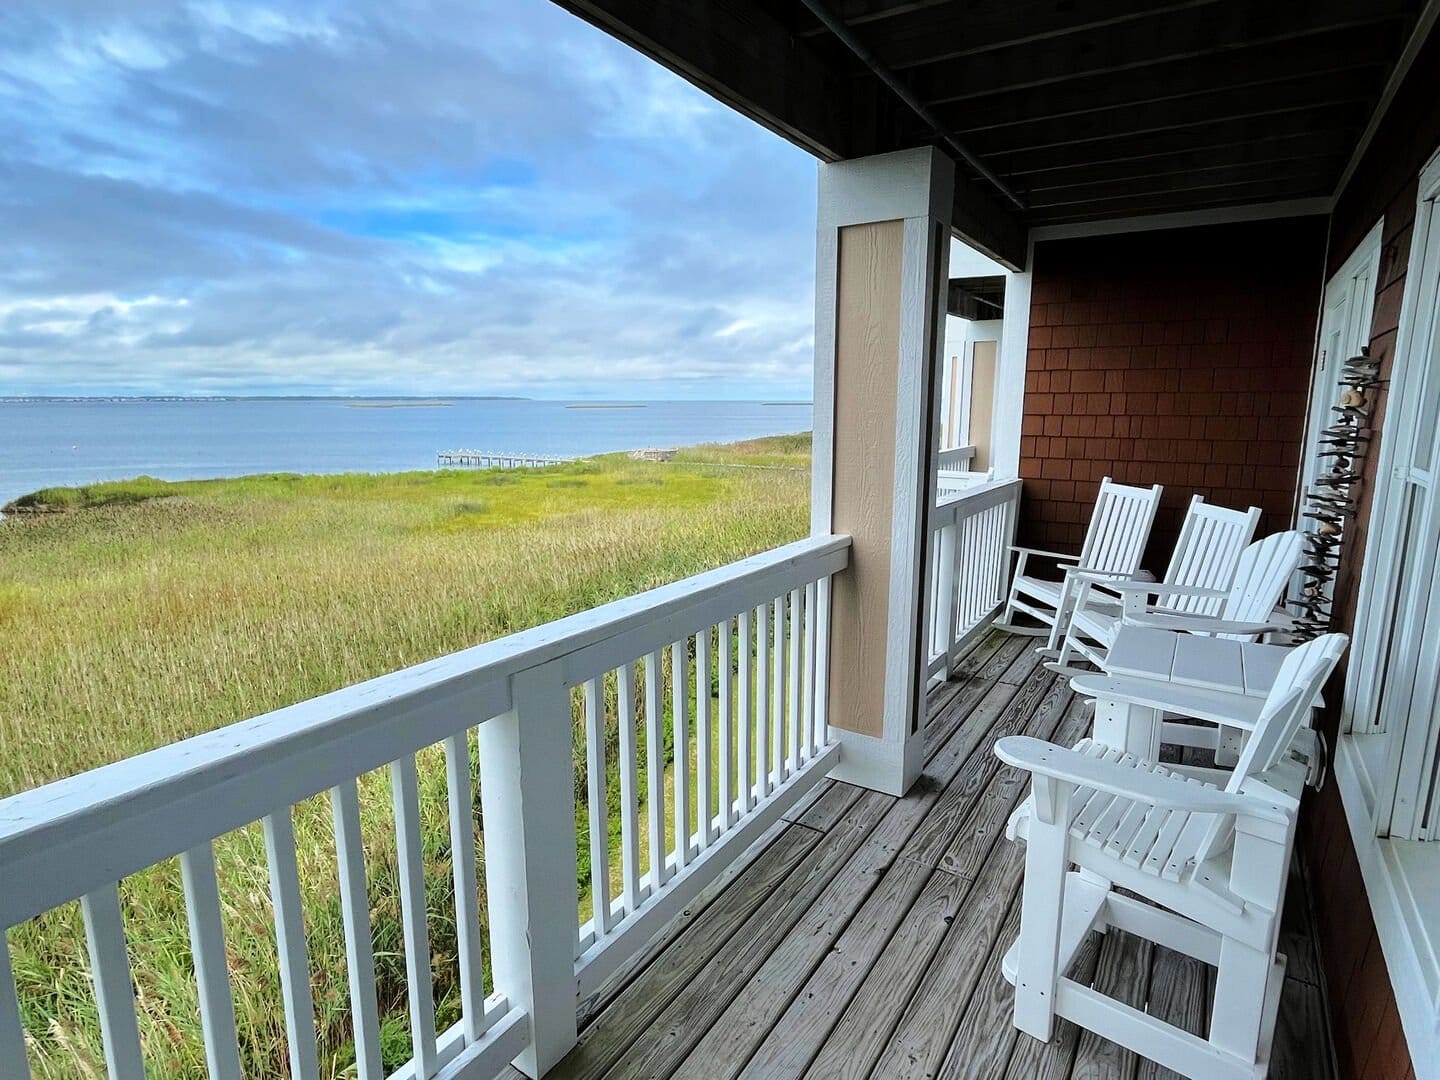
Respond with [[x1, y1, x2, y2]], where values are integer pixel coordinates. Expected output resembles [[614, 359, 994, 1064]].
[[1052, 495, 1261, 669], [997, 476, 1164, 649], [996, 633, 1347, 1080]]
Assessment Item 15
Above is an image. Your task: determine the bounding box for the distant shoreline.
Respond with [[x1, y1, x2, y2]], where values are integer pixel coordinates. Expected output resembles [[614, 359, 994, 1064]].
[[566, 403, 645, 410], [343, 401, 453, 409]]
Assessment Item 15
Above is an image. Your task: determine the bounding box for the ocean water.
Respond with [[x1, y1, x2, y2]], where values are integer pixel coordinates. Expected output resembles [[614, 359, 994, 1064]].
[[0, 398, 813, 507]]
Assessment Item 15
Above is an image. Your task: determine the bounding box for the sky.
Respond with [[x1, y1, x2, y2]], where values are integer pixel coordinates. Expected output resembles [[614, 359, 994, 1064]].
[[0, 0, 819, 399]]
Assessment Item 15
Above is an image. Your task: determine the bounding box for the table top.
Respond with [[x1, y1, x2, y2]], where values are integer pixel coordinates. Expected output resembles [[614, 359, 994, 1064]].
[[1106, 625, 1294, 699]]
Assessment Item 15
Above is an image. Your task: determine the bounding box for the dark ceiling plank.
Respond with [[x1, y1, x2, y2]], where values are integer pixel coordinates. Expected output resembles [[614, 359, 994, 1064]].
[[1020, 134, 1357, 193], [869, 0, 1220, 72], [905, 0, 1415, 106], [1025, 175, 1337, 226], [992, 102, 1373, 177], [921, 24, 1397, 135], [548, 0, 860, 161], [1025, 159, 1348, 210], [793, 0, 953, 35], [955, 68, 1378, 157]]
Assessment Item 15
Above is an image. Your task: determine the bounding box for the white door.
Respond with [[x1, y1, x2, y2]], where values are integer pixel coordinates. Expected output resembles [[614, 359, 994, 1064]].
[[1348, 153, 1440, 840], [1296, 224, 1381, 598]]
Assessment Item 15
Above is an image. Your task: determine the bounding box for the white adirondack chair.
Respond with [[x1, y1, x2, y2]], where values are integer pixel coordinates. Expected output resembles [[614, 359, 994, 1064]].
[[1051, 495, 1261, 668], [996, 634, 1348, 1080], [997, 477, 1164, 648]]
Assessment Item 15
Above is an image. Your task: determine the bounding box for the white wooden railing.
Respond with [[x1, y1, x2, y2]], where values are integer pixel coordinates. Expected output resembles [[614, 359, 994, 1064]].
[[927, 479, 1021, 681], [0, 535, 848, 1080]]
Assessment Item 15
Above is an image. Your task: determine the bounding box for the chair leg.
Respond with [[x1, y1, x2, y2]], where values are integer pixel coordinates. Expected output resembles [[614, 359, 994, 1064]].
[[1012, 820, 1069, 1042], [1209, 936, 1272, 1064]]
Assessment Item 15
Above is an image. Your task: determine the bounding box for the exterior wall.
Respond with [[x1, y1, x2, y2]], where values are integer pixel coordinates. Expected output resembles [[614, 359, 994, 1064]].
[[1017, 218, 1326, 564], [1302, 28, 1440, 1080]]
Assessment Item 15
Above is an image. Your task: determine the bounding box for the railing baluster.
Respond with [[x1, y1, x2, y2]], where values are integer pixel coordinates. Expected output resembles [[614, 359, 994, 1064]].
[[756, 603, 772, 799], [815, 577, 832, 748], [179, 842, 242, 1080], [444, 730, 487, 1043], [672, 641, 692, 868], [263, 809, 321, 1080], [772, 597, 787, 785], [81, 883, 144, 1080], [0, 935, 26, 1079], [738, 608, 755, 814], [644, 652, 668, 890], [616, 662, 642, 910], [393, 753, 438, 1077], [330, 781, 383, 1080], [583, 679, 612, 936], [718, 619, 735, 831], [788, 587, 803, 772], [803, 582, 818, 759], [695, 628, 714, 849]]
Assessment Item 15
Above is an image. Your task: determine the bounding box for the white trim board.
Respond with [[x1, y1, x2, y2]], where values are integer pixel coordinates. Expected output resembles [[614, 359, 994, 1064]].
[[1334, 736, 1440, 1080], [1029, 198, 1333, 243]]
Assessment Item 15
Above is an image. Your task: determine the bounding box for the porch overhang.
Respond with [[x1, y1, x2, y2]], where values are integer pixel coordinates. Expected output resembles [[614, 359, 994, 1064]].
[[550, 0, 1432, 265]]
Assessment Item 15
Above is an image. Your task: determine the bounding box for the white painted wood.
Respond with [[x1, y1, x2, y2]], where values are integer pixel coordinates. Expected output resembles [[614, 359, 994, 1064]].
[[1169, 636, 1245, 694], [178, 842, 242, 1080], [477, 661, 579, 1078], [738, 608, 755, 813], [0, 936, 27, 1080], [718, 622, 735, 831], [695, 630, 714, 849], [643, 652, 668, 887], [330, 780, 383, 1080], [443, 730, 487, 1043], [788, 587, 803, 773], [672, 640, 692, 869], [802, 582, 818, 759], [756, 604, 772, 800], [581, 679, 612, 938], [81, 884, 145, 1080], [814, 577, 831, 749], [616, 662, 642, 911], [263, 809, 321, 1080], [772, 596, 787, 786], [393, 753, 439, 1077]]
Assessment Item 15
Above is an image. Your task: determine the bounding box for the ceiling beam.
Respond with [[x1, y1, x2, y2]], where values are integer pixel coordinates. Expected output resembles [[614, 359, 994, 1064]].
[[906, 0, 1413, 106], [992, 102, 1373, 177], [1025, 159, 1347, 211], [870, 0, 1220, 72], [792, 0, 952, 35], [953, 69, 1378, 158], [951, 175, 1027, 271], [1025, 175, 1337, 226], [918, 26, 1396, 136]]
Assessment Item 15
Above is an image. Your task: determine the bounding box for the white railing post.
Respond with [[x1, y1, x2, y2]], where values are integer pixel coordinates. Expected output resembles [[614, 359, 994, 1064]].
[[478, 662, 579, 1078], [934, 520, 957, 676]]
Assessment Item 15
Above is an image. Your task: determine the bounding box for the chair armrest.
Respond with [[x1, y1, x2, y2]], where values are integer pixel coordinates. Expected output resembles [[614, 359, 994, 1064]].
[[1069, 674, 1266, 731], [1126, 611, 1283, 637], [1010, 545, 1080, 563], [1108, 581, 1229, 599], [995, 736, 1289, 825]]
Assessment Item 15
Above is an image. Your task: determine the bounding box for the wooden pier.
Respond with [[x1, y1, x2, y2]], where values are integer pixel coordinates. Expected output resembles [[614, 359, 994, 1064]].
[[436, 450, 573, 469]]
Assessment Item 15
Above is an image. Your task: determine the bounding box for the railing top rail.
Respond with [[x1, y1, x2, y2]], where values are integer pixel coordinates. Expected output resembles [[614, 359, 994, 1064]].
[[0, 533, 851, 928], [933, 476, 1022, 519]]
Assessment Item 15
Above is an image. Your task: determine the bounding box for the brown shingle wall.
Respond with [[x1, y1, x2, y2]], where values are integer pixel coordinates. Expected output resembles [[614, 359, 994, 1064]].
[[1018, 218, 1326, 567], [1301, 30, 1440, 1080]]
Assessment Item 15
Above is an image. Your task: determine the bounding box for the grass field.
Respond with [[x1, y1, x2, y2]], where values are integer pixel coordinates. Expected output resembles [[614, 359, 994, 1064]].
[[0, 433, 810, 1077]]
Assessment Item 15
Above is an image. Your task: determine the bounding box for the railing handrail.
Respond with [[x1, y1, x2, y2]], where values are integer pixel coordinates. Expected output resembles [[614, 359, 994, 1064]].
[[0, 533, 851, 928], [933, 476, 1021, 518]]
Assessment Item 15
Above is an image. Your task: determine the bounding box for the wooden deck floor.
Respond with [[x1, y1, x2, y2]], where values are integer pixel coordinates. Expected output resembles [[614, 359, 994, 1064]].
[[536, 632, 1336, 1080]]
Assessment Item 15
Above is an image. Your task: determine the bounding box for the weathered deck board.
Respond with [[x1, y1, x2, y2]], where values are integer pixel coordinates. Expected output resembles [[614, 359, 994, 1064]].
[[535, 631, 1339, 1080]]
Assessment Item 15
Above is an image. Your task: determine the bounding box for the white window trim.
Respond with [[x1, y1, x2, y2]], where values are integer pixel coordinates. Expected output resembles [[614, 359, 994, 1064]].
[[1337, 146, 1440, 1079]]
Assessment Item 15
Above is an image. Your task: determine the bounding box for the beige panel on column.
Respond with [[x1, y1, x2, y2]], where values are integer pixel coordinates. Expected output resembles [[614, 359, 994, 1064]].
[[828, 219, 903, 739], [968, 339, 997, 472]]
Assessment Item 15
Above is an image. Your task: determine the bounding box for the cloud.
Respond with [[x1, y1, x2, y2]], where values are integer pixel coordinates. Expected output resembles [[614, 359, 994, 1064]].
[[0, 0, 817, 398]]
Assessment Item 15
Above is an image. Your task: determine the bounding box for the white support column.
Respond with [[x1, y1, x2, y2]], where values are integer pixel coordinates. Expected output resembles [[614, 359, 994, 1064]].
[[813, 147, 954, 796], [990, 235, 1034, 481], [478, 663, 580, 1077]]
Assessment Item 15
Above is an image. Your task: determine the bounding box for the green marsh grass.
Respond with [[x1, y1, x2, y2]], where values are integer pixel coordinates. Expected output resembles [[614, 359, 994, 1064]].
[[0, 436, 808, 1077]]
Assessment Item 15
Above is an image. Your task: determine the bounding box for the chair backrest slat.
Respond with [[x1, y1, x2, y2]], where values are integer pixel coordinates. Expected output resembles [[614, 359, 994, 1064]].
[[1218, 531, 1304, 633], [1193, 633, 1348, 863], [1159, 498, 1261, 615], [1078, 477, 1164, 575]]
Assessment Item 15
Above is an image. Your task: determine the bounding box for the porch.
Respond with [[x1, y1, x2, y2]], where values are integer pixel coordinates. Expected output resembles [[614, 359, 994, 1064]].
[[539, 631, 1335, 1080]]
